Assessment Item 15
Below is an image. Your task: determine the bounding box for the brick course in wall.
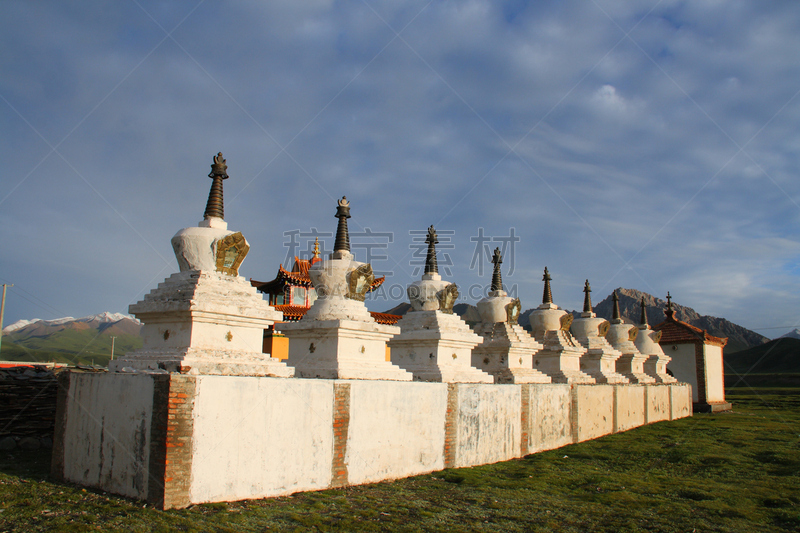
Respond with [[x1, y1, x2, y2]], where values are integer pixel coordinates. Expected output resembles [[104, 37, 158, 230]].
[[570, 385, 579, 443], [519, 384, 531, 455], [694, 342, 707, 404], [161, 375, 197, 509], [331, 382, 351, 487], [443, 383, 458, 468]]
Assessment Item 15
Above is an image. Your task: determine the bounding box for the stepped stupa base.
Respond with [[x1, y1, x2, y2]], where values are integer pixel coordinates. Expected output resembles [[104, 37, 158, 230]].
[[616, 353, 656, 383], [472, 323, 551, 384], [279, 318, 411, 381], [109, 269, 291, 378], [644, 355, 678, 384], [389, 311, 492, 383], [580, 352, 629, 384], [532, 330, 595, 384], [110, 349, 294, 377]]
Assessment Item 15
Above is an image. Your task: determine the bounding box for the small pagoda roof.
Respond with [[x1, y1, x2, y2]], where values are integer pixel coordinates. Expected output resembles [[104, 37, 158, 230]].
[[274, 305, 400, 325], [251, 257, 385, 294], [274, 305, 310, 321], [653, 315, 727, 347]]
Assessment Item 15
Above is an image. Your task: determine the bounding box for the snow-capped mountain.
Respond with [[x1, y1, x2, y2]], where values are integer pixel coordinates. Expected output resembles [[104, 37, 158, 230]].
[[1, 312, 143, 365], [780, 328, 800, 340], [3, 313, 141, 335]]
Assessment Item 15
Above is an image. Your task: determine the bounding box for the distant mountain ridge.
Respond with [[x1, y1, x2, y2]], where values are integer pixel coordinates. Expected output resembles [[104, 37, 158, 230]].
[[1, 313, 142, 366], [3, 312, 138, 334]]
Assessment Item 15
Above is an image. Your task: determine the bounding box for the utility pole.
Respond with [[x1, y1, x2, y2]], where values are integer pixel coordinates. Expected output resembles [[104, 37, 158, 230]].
[[0, 284, 12, 356], [110, 336, 117, 360]]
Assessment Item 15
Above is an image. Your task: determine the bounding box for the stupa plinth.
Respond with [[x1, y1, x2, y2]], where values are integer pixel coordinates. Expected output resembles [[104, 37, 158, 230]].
[[278, 197, 410, 380], [109, 153, 293, 377], [471, 249, 550, 384], [388, 226, 491, 383], [570, 280, 628, 383], [634, 297, 676, 383], [528, 268, 594, 384], [606, 290, 654, 383]]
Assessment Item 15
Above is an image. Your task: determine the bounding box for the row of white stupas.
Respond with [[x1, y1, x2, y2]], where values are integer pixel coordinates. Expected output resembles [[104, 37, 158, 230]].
[[110, 153, 676, 386]]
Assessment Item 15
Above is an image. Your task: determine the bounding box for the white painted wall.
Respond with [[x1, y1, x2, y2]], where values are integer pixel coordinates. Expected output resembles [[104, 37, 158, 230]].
[[615, 384, 645, 432], [190, 376, 335, 502], [574, 385, 614, 441], [454, 384, 521, 467], [646, 385, 671, 423], [670, 383, 693, 419], [665, 344, 698, 402], [704, 345, 725, 403], [527, 384, 572, 452], [62, 373, 154, 499], [58, 373, 695, 508], [346, 381, 447, 484]]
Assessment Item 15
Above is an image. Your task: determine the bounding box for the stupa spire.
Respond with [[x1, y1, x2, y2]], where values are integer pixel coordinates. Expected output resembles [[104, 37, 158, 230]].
[[203, 152, 228, 220], [424, 225, 439, 275], [542, 267, 553, 304], [582, 280, 592, 314], [312, 237, 320, 259], [333, 196, 351, 253], [665, 291, 674, 320], [612, 290, 621, 322], [491, 248, 503, 291], [639, 296, 648, 327]]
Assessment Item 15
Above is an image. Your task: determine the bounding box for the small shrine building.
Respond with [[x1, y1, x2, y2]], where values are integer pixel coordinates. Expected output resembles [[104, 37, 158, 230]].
[[653, 293, 731, 412]]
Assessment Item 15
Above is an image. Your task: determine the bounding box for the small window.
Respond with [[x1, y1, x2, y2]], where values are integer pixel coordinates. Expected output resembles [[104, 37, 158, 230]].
[[292, 286, 307, 305]]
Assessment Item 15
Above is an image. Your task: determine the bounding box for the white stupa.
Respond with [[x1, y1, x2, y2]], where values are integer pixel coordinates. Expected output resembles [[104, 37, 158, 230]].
[[471, 248, 550, 384], [634, 297, 677, 383], [109, 153, 293, 377], [388, 226, 492, 383], [606, 290, 654, 383], [278, 197, 411, 380], [570, 280, 628, 383], [527, 268, 594, 384]]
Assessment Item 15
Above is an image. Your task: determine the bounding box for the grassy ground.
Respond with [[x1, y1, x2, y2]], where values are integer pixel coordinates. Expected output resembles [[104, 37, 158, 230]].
[[1, 387, 798, 532]]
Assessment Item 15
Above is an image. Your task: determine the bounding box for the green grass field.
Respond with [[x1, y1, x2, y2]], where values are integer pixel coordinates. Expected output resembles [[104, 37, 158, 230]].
[[1, 387, 798, 532]]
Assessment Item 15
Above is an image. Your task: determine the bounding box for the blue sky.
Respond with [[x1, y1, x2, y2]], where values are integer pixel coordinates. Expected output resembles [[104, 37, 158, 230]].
[[1, 1, 799, 338]]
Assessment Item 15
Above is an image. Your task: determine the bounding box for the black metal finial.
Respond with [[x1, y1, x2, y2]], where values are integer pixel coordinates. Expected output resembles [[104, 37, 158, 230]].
[[204, 152, 229, 220], [612, 290, 621, 321], [424, 225, 438, 275], [640, 296, 648, 327], [582, 280, 592, 314], [542, 267, 553, 304], [491, 247, 503, 292], [333, 196, 351, 252], [665, 291, 674, 320]]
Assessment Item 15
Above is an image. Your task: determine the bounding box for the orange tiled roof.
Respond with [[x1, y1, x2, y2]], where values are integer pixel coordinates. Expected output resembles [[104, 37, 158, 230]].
[[274, 305, 309, 321], [370, 312, 401, 325], [653, 314, 727, 347], [293, 257, 312, 276]]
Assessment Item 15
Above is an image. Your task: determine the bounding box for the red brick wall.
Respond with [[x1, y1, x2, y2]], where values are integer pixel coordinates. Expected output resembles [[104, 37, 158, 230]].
[[147, 374, 196, 509], [519, 384, 531, 455], [443, 384, 458, 468], [331, 382, 351, 487]]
